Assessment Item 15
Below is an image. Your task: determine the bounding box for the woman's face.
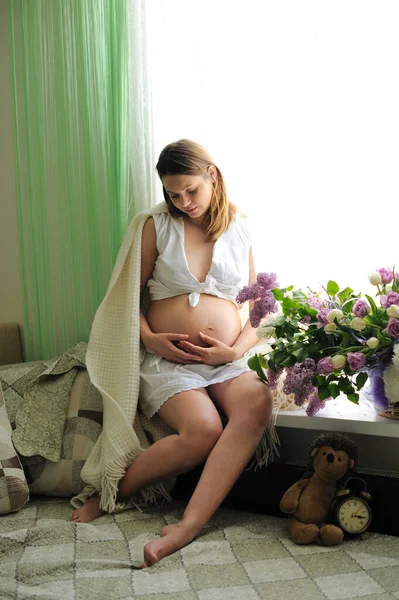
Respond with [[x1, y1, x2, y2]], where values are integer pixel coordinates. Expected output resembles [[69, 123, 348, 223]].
[[162, 167, 216, 222]]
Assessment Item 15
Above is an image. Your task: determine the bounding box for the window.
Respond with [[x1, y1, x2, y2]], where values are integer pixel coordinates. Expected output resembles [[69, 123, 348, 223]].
[[144, 0, 399, 292]]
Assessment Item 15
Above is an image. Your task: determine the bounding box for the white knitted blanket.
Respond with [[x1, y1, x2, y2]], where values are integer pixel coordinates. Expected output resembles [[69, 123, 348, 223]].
[[71, 201, 284, 513], [71, 202, 171, 512]]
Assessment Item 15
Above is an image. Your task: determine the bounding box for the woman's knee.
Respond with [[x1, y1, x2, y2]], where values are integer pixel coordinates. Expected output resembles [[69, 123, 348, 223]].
[[180, 415, 223, 466], [233, 382, 273, 429]]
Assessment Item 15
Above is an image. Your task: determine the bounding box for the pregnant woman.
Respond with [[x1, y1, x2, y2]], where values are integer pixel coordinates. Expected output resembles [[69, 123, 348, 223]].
[[72, 139, 273, 567]]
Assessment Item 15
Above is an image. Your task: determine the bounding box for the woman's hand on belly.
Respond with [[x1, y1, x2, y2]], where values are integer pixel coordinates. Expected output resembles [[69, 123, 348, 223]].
[[144, 332, 203, 364], [178, 331, 239, 366]]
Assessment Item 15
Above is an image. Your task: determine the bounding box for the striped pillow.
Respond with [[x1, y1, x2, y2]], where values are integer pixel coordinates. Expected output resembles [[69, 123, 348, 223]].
[[0, 383, 29, 514]]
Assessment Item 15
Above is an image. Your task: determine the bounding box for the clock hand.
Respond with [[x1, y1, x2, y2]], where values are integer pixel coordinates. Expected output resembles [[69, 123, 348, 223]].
[[351, 514, 366, 519]]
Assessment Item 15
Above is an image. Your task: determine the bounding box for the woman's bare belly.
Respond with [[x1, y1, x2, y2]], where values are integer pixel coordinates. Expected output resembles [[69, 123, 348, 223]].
[[146, 294, 242, 348]]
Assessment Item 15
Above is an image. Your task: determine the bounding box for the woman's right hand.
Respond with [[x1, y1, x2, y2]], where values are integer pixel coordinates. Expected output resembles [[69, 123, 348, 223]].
[[144, 332, 203, 364]]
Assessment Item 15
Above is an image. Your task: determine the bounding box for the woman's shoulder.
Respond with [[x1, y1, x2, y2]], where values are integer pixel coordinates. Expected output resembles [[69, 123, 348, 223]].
[[228, 212, 252, 244]]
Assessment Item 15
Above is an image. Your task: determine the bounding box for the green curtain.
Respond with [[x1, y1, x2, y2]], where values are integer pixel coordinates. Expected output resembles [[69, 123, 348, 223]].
[[9, 0, 130, 361]]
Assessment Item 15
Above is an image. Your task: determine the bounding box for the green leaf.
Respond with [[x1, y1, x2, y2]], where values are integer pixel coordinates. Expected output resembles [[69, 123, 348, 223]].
[[356, 372, 368, 390], [272, 288, 285, 301], [292, 348, 306, 362], [248, 354, 261, 371], [282, 297, 296, 310], [328, 383, 340, 398], [365, 294, 377, 315], [258, 354, 268, 368], [318, 386, 331, 401], [281, 356, 294, 367], [347, 393, 360, 404], [338, 287, 354, 302], [327, 280, 340, 296]]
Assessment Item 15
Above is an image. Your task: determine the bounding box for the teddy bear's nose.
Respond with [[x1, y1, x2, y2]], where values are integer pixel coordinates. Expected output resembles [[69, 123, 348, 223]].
[[327, 453, 334, 463]]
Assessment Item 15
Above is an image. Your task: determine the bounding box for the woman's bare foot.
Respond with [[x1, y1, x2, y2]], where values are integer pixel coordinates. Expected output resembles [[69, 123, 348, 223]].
[[142, 521, 199, 568], [71, 495, 105, 523]]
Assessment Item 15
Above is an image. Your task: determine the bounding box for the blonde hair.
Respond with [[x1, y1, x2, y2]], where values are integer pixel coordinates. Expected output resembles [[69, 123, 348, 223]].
[[156, 139, 236, 241]]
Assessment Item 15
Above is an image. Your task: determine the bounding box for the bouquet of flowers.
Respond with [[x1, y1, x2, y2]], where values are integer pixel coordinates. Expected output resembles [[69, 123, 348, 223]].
[[237, 267, 399, 416]]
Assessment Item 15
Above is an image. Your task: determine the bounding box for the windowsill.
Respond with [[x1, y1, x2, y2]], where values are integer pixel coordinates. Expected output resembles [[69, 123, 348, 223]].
[[276, 391, 399, 438]]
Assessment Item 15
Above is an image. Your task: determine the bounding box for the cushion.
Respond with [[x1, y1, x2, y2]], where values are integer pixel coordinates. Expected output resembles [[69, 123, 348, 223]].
[[22, 369, 103, 496], [0, 383, 29, 514]]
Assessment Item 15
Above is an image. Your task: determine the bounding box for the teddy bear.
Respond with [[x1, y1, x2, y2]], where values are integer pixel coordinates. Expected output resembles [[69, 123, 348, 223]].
[[279, 432, 358, 546]]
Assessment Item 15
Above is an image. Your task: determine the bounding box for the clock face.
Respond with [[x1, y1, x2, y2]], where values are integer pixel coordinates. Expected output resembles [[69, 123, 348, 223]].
[[337, 497, 372, 534]]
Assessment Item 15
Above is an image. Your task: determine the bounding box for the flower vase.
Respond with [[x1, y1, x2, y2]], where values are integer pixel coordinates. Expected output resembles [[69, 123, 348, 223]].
[[382, 360, 399, 420], [366, 362, 399, 419]]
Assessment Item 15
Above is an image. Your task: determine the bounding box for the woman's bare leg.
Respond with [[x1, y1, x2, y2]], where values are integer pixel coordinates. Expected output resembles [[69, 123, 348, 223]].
[[72, 388, 223, 523], [143, 372, 272, 567]]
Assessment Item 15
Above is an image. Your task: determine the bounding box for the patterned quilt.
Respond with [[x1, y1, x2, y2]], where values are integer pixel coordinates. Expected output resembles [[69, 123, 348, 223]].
[[1, 497, 399, 600]]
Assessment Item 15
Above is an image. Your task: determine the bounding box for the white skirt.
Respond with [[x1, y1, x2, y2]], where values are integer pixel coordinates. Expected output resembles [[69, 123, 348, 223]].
[[139, 342, 268, 419]]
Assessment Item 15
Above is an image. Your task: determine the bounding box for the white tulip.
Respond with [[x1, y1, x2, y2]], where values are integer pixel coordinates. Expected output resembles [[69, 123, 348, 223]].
[[366, 337, 380, 349], [332, 354, 346, 369], [327, 309, 343, 323], [369, 272, 382, 285], [324, 322, 337, 333], [387, 305, 399, 318], [350, 317, 367, 331]]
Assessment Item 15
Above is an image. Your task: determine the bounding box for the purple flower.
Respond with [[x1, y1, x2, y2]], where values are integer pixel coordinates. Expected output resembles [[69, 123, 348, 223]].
[[267, 368, 283, 390], [301, 315, 312, 325], [377, 268, 394, 284], [249, 294, 277, 327], [347, 352, 366, 371], [294, 383, 315, 406], [236, 273, 278, 308], [353, 299, 370, 318], [317, 357, 334, 375], [283, 359, 316, 395], [305, 390, 331, 416], [387, 318, 399, 338], [382, 292, 399, 308], [316, 308, 329, 327], [256, 272, 278, 290], [307, 294, 329, 310], [380, 294, 387, 307], [236, 284, 259, 304]]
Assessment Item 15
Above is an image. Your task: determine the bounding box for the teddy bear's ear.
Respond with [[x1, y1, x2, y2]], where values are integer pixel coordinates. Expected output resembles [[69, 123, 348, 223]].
[[348, 458, 355, 469], [311, 448, 319, 458]]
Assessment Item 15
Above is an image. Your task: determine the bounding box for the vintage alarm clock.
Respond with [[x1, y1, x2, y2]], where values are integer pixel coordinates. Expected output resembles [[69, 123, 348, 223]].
[[330, 477, 372, 536]]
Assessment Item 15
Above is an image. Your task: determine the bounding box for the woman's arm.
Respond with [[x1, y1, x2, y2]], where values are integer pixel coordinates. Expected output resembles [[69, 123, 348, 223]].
[[230, 247, 260, 359]]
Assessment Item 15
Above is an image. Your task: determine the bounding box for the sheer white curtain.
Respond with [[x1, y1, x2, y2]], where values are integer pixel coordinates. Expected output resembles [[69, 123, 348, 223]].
[[135, 0, 399, 292]]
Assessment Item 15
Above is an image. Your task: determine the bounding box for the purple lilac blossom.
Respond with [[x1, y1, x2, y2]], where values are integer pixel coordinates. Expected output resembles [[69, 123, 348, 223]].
[[387, 318, 399, 338], [316, 308, 329, 327], [353, 299, 370, 318], [306, 390, 331, 416], [257, 272, 278, 290], [294, 383, 315, 406], [249, 294, 277, 327], [236, 284, 259, 304], [382, 292, 399, 308], [377, 268, 394, 284], [283, 359, 316, 396], [307, 294, 328, 310], [317, 357, 334, 375], [301, 315, 312, 325], [267, 368, 283, 390], [347, 352, 367, 371]]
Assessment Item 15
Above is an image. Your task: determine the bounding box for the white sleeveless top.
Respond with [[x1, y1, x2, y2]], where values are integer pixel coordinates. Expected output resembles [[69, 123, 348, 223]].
[[147, 213, 251, 308]]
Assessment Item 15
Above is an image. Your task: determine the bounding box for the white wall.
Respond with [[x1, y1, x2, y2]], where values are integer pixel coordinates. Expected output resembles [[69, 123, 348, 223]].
[[0, 0, 23, 326]]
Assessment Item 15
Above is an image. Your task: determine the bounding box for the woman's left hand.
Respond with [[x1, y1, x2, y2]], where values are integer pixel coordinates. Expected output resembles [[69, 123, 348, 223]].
[[178, 332, 239, 366]]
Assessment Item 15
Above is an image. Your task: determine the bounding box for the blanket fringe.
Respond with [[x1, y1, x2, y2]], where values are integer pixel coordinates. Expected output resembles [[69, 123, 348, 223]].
[[250, 408, 281, 471], [99, 449, 174, 513]]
